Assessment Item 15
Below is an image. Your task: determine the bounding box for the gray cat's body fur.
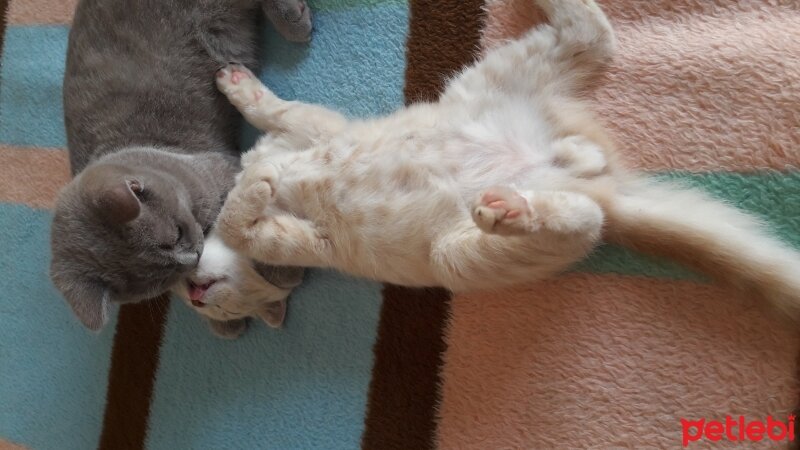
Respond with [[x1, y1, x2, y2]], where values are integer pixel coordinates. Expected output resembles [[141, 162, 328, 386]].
[[64, 0, 260, 170], [52, 0, 309, 333]]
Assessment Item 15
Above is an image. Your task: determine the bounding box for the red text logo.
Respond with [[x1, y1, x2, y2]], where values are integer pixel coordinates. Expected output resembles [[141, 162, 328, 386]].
[[681, 415, 795, 447]]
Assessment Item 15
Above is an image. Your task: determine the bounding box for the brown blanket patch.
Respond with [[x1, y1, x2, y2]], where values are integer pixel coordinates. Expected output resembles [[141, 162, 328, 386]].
[[361, 1, 486, 448], [99, 297, 170, 450], [0, 0, 8, 55], [0, 146, 70, 208]]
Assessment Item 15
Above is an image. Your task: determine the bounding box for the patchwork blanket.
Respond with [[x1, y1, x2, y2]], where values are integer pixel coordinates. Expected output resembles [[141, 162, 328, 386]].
[[0, 0, 798, 448]]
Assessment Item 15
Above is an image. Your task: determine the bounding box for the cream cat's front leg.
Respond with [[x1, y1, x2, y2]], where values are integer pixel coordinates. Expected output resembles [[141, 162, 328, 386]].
[[216, 64, 348, 147], [216, 164, 332, 267]]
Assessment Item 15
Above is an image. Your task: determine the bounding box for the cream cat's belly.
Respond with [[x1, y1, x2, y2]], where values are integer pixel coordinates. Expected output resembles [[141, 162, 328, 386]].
[[261, 124, 574, 287]]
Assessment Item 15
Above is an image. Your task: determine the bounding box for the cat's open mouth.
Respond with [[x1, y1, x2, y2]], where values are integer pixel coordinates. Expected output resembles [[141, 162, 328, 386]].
[[188, 280, 219, 307]]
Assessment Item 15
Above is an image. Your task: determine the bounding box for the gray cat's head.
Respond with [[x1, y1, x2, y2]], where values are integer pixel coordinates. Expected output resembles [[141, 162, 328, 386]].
[[50, 161, 204, 331]]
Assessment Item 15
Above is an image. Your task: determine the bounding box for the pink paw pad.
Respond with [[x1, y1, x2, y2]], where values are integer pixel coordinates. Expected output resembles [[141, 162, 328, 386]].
[[481, 189, 525, 219], [230, 70, 249, 84], [473, 187, 530, 234]]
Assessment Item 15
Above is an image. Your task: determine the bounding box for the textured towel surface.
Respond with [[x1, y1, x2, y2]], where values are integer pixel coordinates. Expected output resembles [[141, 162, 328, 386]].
[[0, 0, 798, 449], [437, 1, 800, 449]]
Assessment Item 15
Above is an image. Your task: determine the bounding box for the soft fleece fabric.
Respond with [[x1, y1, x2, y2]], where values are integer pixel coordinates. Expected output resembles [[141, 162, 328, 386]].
[[0, 0, 798, 449], [437, 1, 800, 449]]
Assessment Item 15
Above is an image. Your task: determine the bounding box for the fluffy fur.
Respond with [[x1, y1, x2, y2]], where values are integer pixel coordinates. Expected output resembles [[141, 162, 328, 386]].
[[214, 0, 800, 321], [51, 0, 311, 333]]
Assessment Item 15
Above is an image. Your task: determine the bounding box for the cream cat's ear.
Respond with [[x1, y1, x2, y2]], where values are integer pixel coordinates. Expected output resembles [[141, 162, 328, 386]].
[[207, 318, 248, 340], [257, 299, 287, 329]]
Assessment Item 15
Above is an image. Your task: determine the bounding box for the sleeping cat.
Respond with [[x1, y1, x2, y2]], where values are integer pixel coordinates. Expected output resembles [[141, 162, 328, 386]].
[[170, 233, 304, 338], [50, 0, 311, 335], [212, 0, 800, 321]]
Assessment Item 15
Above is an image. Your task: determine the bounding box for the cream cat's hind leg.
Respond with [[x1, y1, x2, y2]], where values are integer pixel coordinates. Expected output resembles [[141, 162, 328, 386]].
[[216, 63, 347, 147], [433, 188, 602, 291], [434, 195, 602, 291], [472, 187, 532, 235], [472, 187, 604, 237], [552, 135, 608, 178], [440, 0, 613, 104]]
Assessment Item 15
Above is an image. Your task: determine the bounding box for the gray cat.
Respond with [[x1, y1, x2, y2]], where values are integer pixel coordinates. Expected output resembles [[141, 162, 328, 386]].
[[50, 0, 310, 334]]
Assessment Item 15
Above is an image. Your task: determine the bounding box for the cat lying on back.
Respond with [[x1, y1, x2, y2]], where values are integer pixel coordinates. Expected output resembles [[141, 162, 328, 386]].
[[50, 0, 310, 336], [212, 0, 800, 321]]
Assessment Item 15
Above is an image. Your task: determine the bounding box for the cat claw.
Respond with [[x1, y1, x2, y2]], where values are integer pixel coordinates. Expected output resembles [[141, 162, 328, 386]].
[[472, 186, 533, 235]]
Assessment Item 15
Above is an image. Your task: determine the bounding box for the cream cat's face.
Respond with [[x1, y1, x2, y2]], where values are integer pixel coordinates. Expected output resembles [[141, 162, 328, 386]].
[[170, 233, 294, 328]]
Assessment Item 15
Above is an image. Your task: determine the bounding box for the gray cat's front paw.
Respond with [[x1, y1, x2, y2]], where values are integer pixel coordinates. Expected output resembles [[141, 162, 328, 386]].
[[207, 318, 248, 339], [263, 0, 313, 43]]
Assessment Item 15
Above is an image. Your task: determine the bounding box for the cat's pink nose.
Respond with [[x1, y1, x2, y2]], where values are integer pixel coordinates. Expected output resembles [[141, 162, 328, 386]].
[[188, 280, 217, 303]]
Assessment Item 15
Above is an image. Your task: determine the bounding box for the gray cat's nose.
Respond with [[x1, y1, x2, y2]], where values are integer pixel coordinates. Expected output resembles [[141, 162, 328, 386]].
[[191, 250, 201, 267], [175, 250, 200, 268]]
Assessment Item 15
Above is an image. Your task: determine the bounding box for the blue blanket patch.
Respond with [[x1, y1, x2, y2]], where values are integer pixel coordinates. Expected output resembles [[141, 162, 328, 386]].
[[0, 26, 69, 148], [0, 204, 115, 450]]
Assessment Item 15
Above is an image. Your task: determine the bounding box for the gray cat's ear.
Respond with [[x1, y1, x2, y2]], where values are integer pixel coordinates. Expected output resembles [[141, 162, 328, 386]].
[[258, 299, 287, 329], [80, 166, 142, 224], [51, 273, 110, 331]]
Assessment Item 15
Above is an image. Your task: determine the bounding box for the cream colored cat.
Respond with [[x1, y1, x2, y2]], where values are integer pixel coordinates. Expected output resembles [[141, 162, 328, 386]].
[[214, 0, 800, 321]]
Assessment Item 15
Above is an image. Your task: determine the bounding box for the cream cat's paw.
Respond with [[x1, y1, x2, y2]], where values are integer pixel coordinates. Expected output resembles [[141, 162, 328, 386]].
[[529, 191, 604, 235], [553, 135, 607, 178], [472, 186, 533, 236], [218, 164, 280, 245], [216, 63, 267, 109], [238, 164, 280, 205], [473, 188, 604, 237]]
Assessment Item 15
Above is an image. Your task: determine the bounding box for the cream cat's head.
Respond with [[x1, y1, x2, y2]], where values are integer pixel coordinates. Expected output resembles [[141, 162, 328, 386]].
[[171, 232, 304, 332]]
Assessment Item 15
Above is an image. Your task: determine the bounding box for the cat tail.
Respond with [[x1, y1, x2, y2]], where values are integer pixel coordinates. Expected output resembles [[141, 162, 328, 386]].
[[602, 177, 800, 321]]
